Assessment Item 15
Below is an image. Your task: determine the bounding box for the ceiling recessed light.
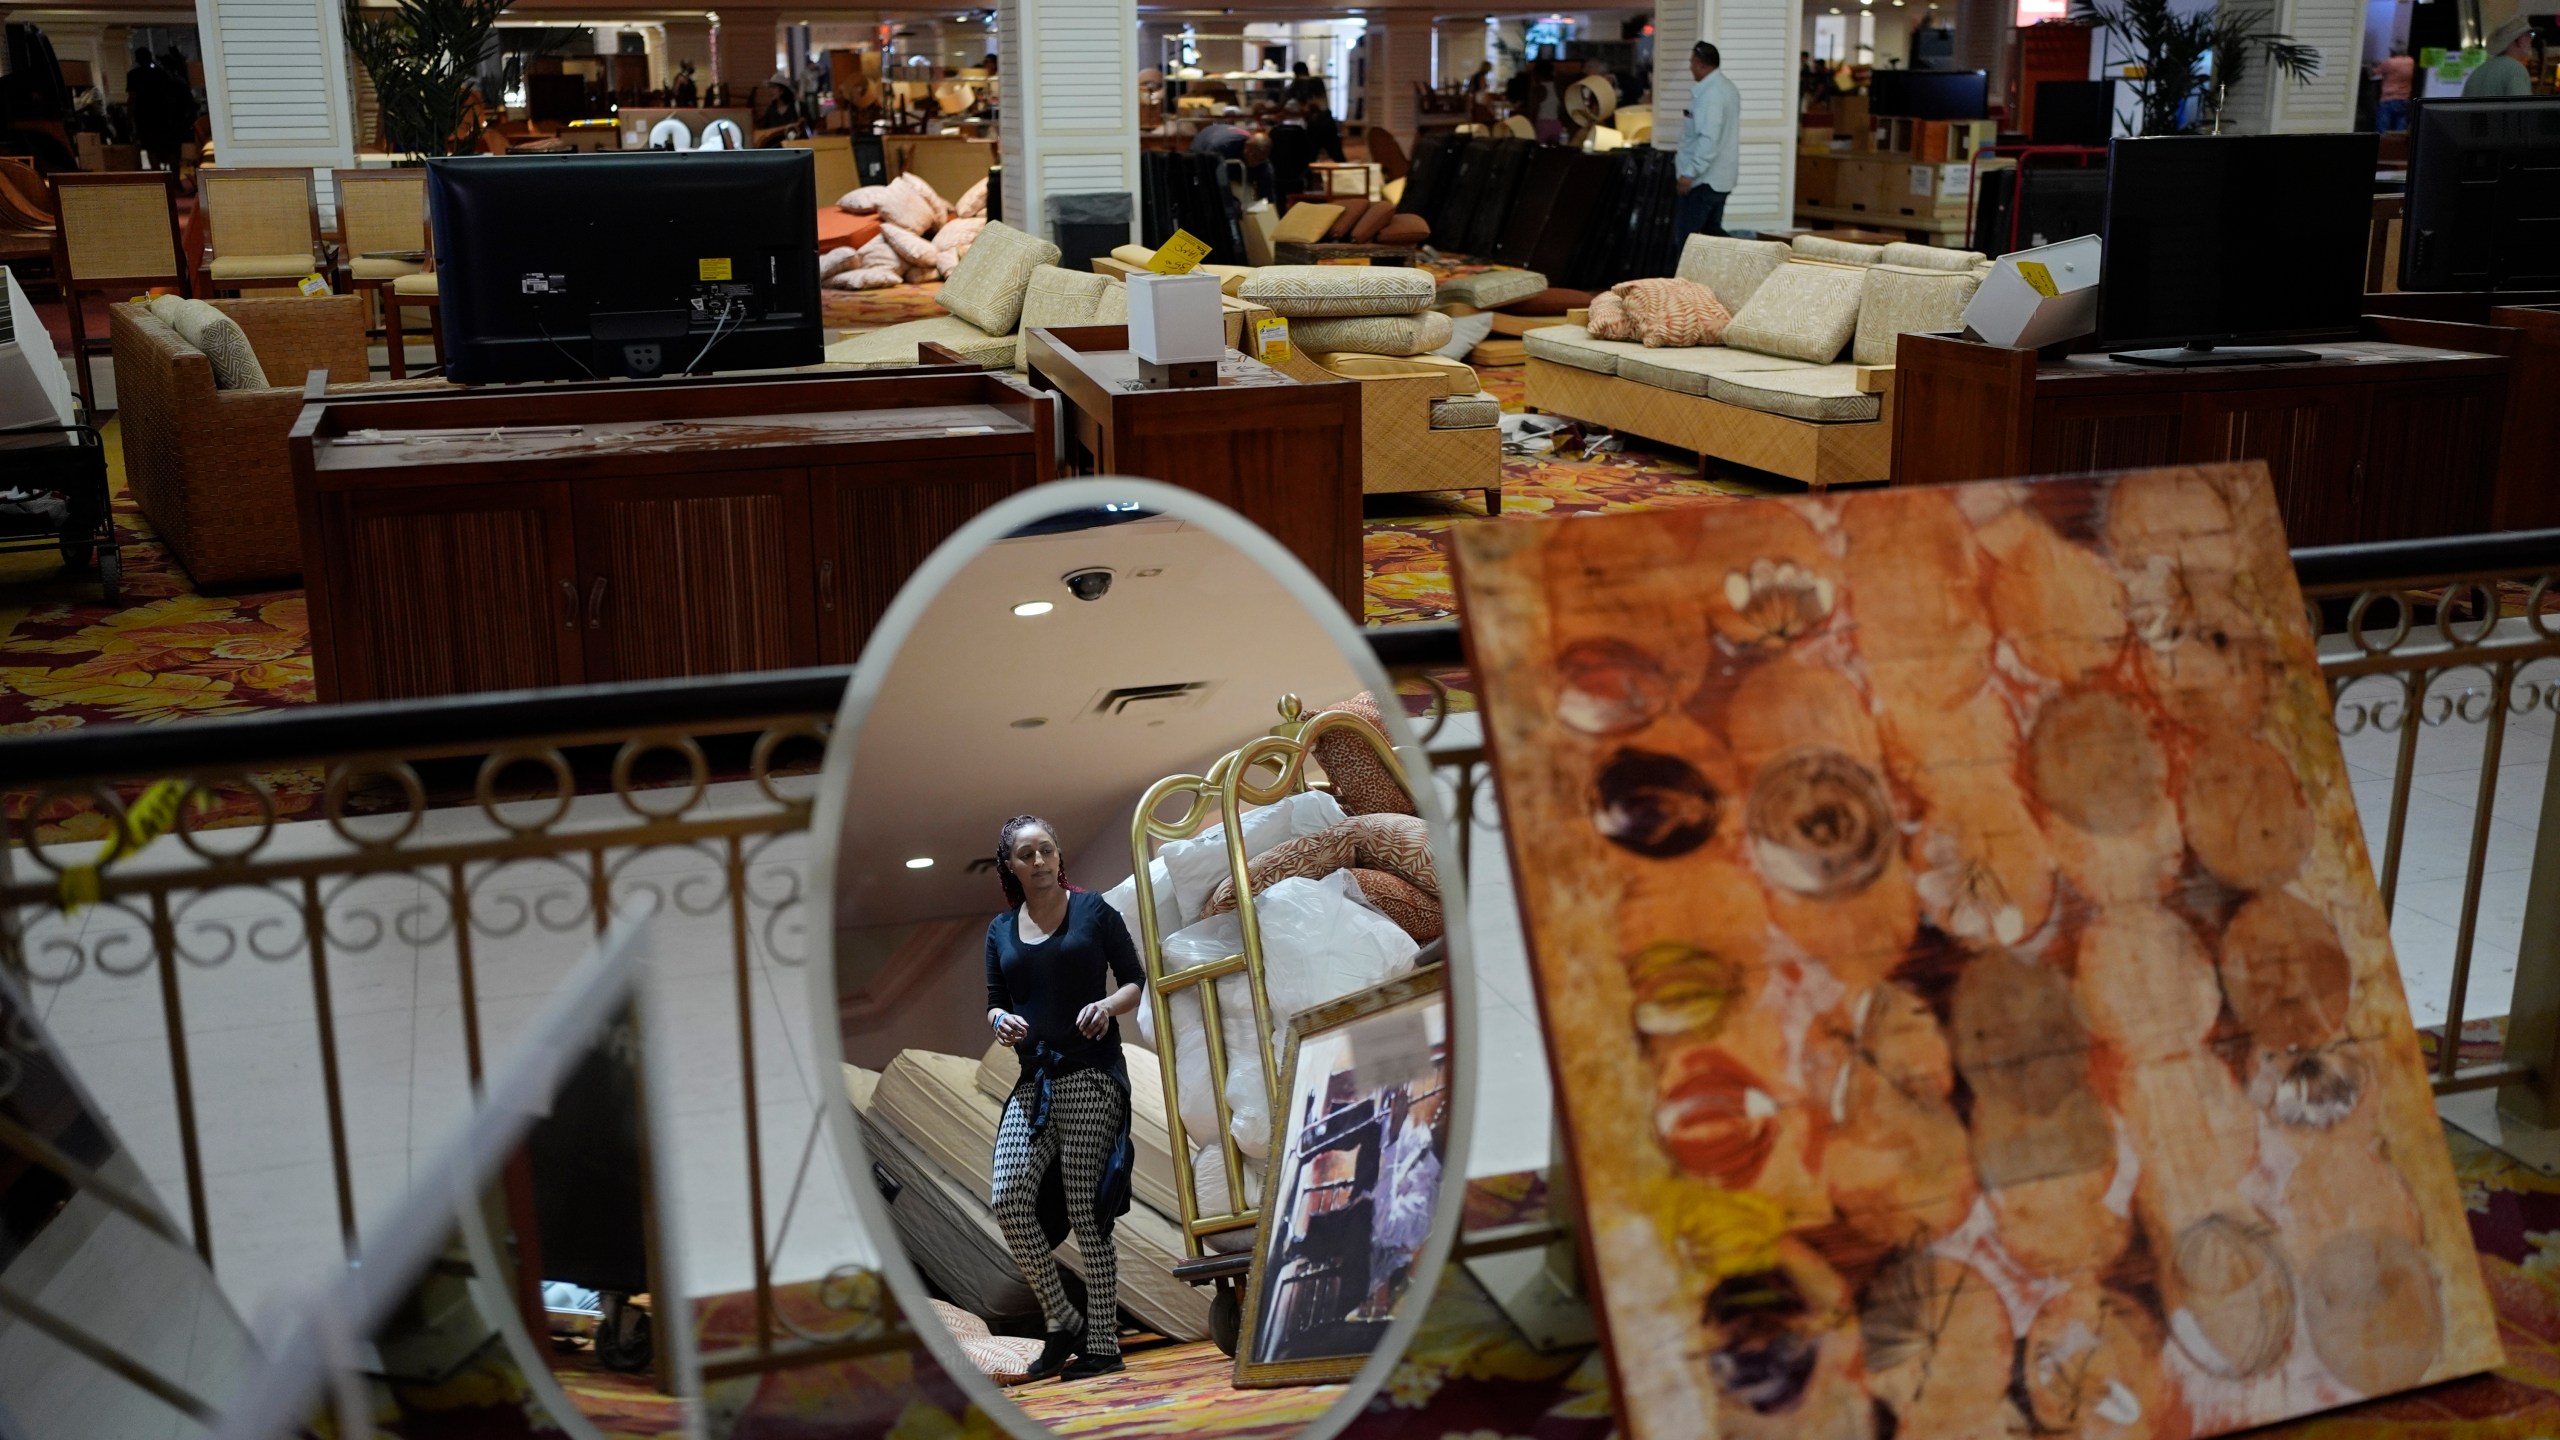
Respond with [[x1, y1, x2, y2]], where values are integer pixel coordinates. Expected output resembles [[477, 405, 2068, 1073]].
[[1134, 567, 1164, 578], [1011, 716, 1048, 728], [905, 856, 935, 869], [1013, 600, 1055, 617]]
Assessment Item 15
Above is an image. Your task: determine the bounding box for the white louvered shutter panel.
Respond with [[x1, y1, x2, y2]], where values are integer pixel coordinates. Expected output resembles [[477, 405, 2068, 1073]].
[[196, 0, 355, 167], [999, 0, 1138, 243], [2271, 0, 2360, 131], [1713, 0, 1799, 229]]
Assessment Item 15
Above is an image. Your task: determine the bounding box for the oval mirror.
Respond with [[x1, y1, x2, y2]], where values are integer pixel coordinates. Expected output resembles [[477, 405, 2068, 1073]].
[[806, 479, 1473, 1440]]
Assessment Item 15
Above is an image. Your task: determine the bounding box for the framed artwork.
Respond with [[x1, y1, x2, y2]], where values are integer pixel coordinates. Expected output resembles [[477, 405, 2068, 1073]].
[[1235, 968, 1451, 1387], [1453, 465, 2500, 1440]]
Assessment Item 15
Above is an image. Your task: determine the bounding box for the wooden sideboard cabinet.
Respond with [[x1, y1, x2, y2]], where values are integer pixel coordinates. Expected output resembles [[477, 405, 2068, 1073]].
[[292, 370, 1055, 703], [1891, 319, 2516, 547]]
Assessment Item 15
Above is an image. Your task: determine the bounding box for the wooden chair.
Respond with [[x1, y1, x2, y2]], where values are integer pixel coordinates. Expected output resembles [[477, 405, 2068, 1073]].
[[198, 166, 325, 294], [784, 135, 859, 205], [0, 156, 56, 272], [383, 227, 440, 380], [49, 170, 189, 411], [333, 168, 428, 340], [1366, 125, 1410, 182]]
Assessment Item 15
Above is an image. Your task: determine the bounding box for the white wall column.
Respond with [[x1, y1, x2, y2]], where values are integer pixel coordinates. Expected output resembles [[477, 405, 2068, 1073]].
[[194, 0, 355, 173], [1654, 0, 1798, 232], [2214, 0, 2363, 131], [995, 0, 1139, 245], [1363, 14, 1429, 147]]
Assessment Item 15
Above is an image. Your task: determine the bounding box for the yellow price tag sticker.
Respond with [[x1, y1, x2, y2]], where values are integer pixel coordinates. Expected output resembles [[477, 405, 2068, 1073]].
[[297, 273, 330, 297], [699, 257, 734, 281], [1254, 316, 1291, 366], [1147, 230, 1211, 275], [2014, 260, 2059, 299]]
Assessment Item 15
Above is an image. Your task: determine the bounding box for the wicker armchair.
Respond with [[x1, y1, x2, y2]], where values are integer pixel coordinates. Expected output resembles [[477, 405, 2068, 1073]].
[[199, 167, 325, 294], [110, 295, 416, 588]]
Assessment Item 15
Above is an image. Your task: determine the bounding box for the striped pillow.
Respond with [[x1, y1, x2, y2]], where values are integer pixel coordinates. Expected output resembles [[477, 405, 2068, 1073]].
[[1587, 291, 1638, 341]]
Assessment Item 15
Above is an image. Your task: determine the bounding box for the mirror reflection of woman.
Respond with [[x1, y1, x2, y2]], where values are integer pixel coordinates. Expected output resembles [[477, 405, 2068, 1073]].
[[984, 816, 1147, 1381]]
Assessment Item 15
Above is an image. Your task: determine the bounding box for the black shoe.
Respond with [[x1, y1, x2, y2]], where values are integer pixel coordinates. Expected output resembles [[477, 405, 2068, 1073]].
[[1023, 1325, 1083, 1381], [1062, 1352, 1125, 1380]]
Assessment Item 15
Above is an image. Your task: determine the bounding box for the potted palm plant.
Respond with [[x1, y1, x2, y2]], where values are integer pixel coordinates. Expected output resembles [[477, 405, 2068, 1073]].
[[2068, 0, 2322, 135], [343, 0, 512, 157]]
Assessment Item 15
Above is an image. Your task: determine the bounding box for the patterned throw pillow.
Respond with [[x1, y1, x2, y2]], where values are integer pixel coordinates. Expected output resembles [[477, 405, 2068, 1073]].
[[879, 223, 937, 269], [1286, 309, 1452, 357], [1201, 826, 1358, 917], [1350, 200, 1398, 242], [938, 221, 1062, 334], [1586, 291, 1637, 341], [1617, 277, 1731, 348], [1310, 692, 1419, 816], [1350, 868, 1442, 942], [164, 299, 270, 390], [954, 177, 989, 219], [1237, 265, 1436, 319], [1376, 213, 1430, 246], [1345, 813, 1436, 896], [928, 1300, 1042, 1380], [891, 171, 950, 229]]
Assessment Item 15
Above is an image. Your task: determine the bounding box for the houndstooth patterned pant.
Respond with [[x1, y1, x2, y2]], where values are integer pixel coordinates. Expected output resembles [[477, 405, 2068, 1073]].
[[990, 1069, 1124, 1354]]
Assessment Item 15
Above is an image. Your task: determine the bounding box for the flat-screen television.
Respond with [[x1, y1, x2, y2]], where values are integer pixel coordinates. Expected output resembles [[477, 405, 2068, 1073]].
[[426, 150, 822, 385], [1868, 68, 1989, 119], [2098, 132, 2378, 366], [2033, 79, 2115, 146], [2400, 96, 2560, 293]]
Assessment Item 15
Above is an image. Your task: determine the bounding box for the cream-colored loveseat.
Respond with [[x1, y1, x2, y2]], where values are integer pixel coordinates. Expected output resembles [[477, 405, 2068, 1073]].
[[1524, 234, 1990, 489]]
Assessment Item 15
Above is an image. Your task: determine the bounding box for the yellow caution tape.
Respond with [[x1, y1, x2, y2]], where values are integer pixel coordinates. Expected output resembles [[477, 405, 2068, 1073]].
[[58, 779, 195, 914]]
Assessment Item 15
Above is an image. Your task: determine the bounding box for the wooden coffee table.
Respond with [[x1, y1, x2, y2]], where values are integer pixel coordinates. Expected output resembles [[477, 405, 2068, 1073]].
[[1022, 324, 1363, 614]]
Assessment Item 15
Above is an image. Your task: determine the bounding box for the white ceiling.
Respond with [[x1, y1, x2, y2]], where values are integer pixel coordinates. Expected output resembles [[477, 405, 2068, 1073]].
[[826, 514, 1368, 935]]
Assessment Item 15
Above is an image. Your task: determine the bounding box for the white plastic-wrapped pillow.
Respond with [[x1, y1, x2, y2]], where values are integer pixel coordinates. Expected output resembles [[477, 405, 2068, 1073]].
[[1102, 856, 1184, 955], [1145, 871, 1419, 1159], [1192, 1148, 1266, 1252], [1159, 790, 1347, 923]]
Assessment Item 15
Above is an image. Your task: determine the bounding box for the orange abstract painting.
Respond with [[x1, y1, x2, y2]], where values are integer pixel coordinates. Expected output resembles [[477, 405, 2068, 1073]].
[[1453, 464, 2500, 1440]]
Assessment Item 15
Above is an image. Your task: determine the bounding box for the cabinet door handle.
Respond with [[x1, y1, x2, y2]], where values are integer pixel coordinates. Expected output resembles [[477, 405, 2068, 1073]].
[[818, 559, 835, 612], [587, 576, 607, 630], [557, 578, 577, 630]]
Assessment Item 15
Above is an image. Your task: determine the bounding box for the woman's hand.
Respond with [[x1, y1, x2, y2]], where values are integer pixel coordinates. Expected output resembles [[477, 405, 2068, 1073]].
[[1077, 1001, 1114, 1039], [991, 1010, 1029, 1046]]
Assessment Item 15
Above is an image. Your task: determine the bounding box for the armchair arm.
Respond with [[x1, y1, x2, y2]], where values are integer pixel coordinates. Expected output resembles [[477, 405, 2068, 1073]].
[[1855, 364, 1895, 395], [215, 295, 369, 392]]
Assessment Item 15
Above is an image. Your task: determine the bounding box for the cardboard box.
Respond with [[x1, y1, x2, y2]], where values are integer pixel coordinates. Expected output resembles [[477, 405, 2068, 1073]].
[[1796, 153, 1839, 208], [1835, 155, 1892, 213], [1798, 124, 1834, 153], [1878, 116, 1919, 154], [1833, 96, 1872, 150], [1918, 119, 1999, 164]]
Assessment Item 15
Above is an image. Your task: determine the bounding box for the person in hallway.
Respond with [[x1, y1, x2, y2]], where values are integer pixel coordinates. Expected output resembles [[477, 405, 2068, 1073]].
[[2464, 13, 2540, 95], [2375, 43, 2415, 130], [1525, 57, 1566, 141], [1192, 119, 1274, 198], [125, 49, 172, 170], [673, 62, 699, 106], [1677, 41, 1740, 240], [1287, 59, 1327, 106], [984, 816, 1145, 1383], [1304, 97, 1346, 162]]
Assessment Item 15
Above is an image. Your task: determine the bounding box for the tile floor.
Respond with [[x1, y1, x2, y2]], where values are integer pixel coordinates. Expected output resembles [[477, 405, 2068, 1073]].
[[19, 632, 2559, 1348]]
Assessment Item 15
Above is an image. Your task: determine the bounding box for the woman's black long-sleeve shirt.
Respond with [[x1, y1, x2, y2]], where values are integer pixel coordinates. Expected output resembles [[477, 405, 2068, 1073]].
[[985, 891, 1148, 1070]]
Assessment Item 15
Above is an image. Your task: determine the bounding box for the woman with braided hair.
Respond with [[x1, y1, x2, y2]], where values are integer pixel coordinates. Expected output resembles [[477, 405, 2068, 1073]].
[[984, 815, 1146, 1381]]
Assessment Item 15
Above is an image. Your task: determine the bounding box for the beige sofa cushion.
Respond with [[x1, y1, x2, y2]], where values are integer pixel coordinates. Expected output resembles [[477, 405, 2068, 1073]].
[[207, 253, 316, 281], [1108, 245, 1254, 294], [936, 220, 1057, 335], [1706, 366, 1881, 422], [1437, 268, 1549, 310], [1723, 261, 1866, 364], [1315, 351, 1479, 391], [349, 256, 425, 280], [826, 314, 1015, 368], [1015, 265, 1129, 369], [392, 272, 439, 297], [1792, 235, 1886, 266], [1522, 324, 1651, 375], [1289, 309, 1453, 356], [1881, 241, 1990, 272], [1852, 264, 1983, 367], [1239, 264, 1435, 318], [1430, 392, 1503, 429], [1676, 235, 1791, 310], [1614, 345, 1817, 397]]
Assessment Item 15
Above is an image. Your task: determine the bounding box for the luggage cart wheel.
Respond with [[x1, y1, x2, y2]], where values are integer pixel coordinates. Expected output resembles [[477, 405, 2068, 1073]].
[[99, 549, 122, 606], [1210, 1281, 1240, 1358], [59, 536, 92, 570]]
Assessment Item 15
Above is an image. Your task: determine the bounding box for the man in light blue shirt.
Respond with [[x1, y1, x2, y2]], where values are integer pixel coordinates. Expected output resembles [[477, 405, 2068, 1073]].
[[1677, 41, 1743, 239]]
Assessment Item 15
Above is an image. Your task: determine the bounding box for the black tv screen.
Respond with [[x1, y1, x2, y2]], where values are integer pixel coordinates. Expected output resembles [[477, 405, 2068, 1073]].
[[2098, 133, 2378, 349], [426, 150, 822, 385], [1868, 69, 1988, 120], [2400, 97, 2560, 292], [2033, 80, 2114, 146]]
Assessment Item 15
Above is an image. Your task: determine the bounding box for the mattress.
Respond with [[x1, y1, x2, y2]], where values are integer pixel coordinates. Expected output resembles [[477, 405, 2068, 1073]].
[[864, 1051, 1213, 1340], [845, 1064, 1044, 1326]]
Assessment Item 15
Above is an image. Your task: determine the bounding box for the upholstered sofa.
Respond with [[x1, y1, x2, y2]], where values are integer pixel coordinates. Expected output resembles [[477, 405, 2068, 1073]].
[[110, 294, 421, 588], [825, 219, 1059, 368], [1524, 234, 1990, 489]]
